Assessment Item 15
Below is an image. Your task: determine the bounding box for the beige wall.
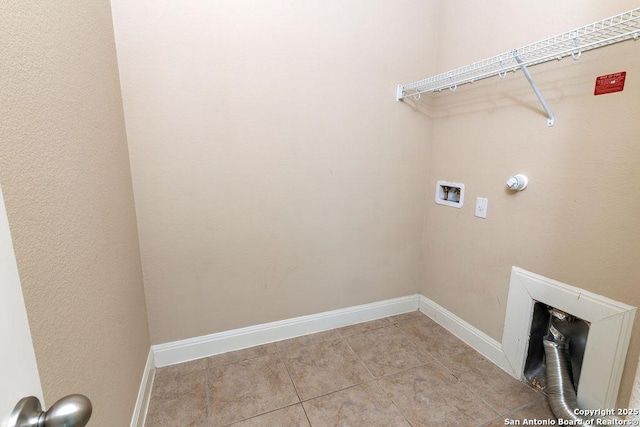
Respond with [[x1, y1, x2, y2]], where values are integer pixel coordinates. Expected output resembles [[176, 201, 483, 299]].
[[0, 1, 150, 425], [422, 1, 640, 406], [111, 0, 438, 344]]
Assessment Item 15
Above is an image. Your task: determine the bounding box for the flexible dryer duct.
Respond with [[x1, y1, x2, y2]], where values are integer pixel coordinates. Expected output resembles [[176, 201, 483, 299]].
[[543, 337, 588, 422], [543, 315, 592, 424]]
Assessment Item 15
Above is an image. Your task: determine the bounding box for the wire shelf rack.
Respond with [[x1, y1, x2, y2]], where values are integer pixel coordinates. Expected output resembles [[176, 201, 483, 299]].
[[397, 7, 640, 101]]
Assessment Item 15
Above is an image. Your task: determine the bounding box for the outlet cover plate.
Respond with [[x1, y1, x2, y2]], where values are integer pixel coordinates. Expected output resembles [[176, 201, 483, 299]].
[[475, 197, 488, 218]]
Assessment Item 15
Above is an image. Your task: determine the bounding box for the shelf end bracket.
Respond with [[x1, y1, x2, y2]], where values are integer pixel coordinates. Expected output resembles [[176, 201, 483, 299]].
[[515, 55, 555, 126], [396, 84, 405, 101]]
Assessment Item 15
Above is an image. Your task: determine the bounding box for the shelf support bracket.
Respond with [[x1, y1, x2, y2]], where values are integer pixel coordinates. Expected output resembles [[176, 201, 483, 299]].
[[515, 54, 555, 126]]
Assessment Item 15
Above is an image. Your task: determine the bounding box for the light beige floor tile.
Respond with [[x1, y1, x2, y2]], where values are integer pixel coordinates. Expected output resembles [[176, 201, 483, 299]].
[[229, 404, 311, 427], [399, 320, 473, 360], [208, 354, 299, 426], [271, 330, 343, 353], [480, 398, 554, 426], [303, 382, 410, 427], [440, 350, 541, 414], [336, 318, 392, 337], [388, 311, 438, 327], [377, 361, 498, 427], [151, 369, 206, 400], [145, 389, 207, 427], [206, 343, 276, 369], [146, 317, 549, 427], [345, 325, 433, 377], [155, 358, 207, 377], [282, 338, 372, 400]]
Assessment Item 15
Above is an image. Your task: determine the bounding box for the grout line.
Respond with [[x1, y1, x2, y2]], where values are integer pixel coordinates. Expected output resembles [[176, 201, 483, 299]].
[[220, 403, 308, 427], [432, 355, 521, 420], [370, 380, 415, 426], [298, 400, 313, 426], [432, 351, 546, 423], [372, 371, 417, 427], [392, 317, 510, 424], [343, 334, 376, 381], [299, 381, 379, 403], [277, 347, 312, 427], [205, 369, 211, 426], [280, 351, 304, 404], [476, 396, 548, 427], [443, 361, 504, 418]]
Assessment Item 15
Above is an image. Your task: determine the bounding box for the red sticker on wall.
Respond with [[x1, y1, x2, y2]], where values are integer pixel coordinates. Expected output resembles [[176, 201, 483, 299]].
[[594, 72, 626, 96]]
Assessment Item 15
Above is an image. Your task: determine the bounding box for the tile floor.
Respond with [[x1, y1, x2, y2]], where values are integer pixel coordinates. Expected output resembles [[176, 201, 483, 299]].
[[145, 311, 555, 426]]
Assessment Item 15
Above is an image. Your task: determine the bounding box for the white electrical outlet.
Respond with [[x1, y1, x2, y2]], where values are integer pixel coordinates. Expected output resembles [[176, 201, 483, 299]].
[[475, 197, 488, 219]]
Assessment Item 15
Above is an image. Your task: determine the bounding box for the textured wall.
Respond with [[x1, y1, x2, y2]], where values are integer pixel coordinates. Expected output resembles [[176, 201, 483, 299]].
[[422, 0, 640, 406], [0, 1, 150, 425], [111, 0, 437, 344]]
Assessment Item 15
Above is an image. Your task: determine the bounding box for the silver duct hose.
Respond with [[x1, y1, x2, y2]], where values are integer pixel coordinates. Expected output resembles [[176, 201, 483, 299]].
[[543, 308, 599, 424], [543, 329, 591, 423], [542, 309, 628, 424]]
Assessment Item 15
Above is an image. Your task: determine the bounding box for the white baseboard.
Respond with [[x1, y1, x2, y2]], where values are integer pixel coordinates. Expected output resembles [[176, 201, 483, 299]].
[[130, 349, 155, 427], [152, 294, 421, 368], [417, 295, 517, 378]]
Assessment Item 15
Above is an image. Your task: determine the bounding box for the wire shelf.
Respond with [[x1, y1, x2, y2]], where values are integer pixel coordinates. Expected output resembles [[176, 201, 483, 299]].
[[397, 7, 640, 100]]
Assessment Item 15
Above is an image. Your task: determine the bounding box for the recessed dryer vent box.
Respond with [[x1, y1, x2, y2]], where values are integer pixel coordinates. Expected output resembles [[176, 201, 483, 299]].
[[435, 181, 464, 208]]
